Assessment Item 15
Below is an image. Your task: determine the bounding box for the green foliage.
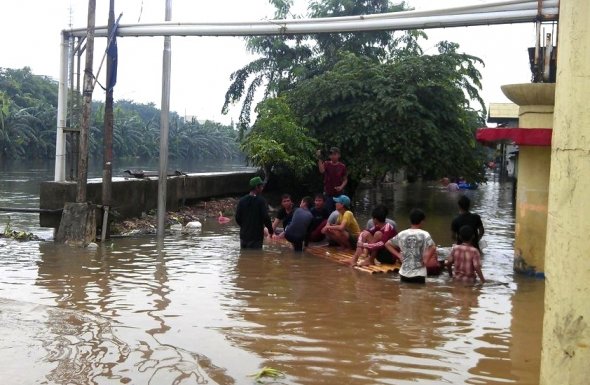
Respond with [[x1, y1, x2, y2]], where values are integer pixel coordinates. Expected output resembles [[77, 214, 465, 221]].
[[0, 67, 241, 161], [0, 67, 58, 159], [308, 0, 410, 62], [222, 0, 418, 130], [288, 48, 487, 182], [89, 101, 241, 160], [222, 35, 312, 132], [241, 97, 318, 180], [223, 0, 488, 185]]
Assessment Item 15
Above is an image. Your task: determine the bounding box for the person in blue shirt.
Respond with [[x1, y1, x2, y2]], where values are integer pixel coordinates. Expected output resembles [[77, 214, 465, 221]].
[[282, 196, 314, 252]]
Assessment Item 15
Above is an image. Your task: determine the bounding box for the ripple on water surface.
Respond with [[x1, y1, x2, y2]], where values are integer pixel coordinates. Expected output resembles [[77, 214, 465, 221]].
[[0, 180, 545, 385]]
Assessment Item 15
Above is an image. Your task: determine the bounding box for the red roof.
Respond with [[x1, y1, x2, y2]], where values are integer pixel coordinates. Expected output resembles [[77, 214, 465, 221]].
[[476, 128, 552, 146]]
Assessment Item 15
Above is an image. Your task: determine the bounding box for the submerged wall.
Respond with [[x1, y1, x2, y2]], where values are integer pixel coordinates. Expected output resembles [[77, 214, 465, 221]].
[[39, 171, 257, 228]]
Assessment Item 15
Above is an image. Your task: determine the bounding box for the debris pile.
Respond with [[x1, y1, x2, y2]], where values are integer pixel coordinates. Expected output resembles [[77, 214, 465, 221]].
[[110, 197, 238, 236]]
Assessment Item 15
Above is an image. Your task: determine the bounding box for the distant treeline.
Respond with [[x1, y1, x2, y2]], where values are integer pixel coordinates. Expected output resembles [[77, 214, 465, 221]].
[[0, 67, 241, 161]]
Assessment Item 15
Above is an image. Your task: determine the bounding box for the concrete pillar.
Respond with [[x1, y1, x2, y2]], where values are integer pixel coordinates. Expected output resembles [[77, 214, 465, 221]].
[[501, 83, 554, 276], [540, 0, 590, 383]]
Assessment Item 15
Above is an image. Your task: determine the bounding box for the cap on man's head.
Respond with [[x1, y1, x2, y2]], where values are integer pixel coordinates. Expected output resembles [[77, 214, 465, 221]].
[[333, 195, 351, 208], [329, 146, 340, 154], [249, 176, 264, 188]]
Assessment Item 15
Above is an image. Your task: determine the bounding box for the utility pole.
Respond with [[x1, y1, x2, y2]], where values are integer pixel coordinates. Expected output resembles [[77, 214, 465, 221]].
[[157, 0, 172, 238], [76, 0, 96, 203], [101, 0, 115, 240]]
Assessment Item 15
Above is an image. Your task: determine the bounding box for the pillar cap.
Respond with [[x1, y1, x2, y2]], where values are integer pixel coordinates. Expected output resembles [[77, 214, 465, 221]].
[[501, 83, 555, 106]]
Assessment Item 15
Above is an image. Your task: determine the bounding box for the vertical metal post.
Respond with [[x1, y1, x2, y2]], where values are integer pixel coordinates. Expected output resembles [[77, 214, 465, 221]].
[[54, 32, 70, 182], [102, 0, 115, 241], [77, 0, 97, 203], [157, 0, 172, 238], [74, 38, 84, 181], [543, 32, 553, 81], [68, 36, 75, 181]]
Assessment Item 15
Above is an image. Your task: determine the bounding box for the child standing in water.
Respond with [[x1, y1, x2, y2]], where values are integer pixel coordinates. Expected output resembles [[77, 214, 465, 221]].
[[385, 209, 436, 284], [446, 225, 485, 283]]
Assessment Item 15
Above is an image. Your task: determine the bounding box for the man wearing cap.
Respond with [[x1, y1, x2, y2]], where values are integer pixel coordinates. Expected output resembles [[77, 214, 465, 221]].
[[317, 147, 348, 213], [235, 176, 273, 249], [321, 194, 361, 249]]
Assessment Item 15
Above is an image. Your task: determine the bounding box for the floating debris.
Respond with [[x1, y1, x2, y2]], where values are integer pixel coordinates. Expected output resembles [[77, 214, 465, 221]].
[[248, 367, 285, 383], [1, 216, 41, 241]]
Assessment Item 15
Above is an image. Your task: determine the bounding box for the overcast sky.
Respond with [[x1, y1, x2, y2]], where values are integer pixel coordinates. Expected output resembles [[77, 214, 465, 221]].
[[1, 0, 538, 125]]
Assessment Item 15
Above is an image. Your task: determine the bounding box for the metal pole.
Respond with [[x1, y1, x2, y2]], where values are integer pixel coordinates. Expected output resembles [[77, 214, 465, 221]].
[[74, 38, 85, 181], [77, 0, 96, 203], [54, 32, 69, 182], [157, 0, 172, 238], [65, 1, 560, 38], [102, 0, 115, 241], [68, 36, 75, 181]]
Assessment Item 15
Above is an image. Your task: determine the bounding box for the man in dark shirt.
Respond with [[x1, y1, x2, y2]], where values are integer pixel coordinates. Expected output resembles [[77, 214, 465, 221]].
[[451, 195, 485, 250], [308, 193, 332, 242], [317, 147, 348, 213], [272, 194, 294, 234], [235, 176, 273, 249]]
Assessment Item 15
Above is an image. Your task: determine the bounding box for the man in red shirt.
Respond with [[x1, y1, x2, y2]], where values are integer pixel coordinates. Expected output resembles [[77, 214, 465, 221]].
[[317, 146, 348, 212]]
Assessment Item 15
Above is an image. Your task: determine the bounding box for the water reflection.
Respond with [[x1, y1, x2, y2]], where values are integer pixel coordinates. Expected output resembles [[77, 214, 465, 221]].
[[0, 178, 545, 385], [31, 236, 236, 384]]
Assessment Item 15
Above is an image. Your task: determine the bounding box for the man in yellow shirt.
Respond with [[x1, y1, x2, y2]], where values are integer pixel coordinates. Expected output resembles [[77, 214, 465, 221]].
[[321, 195, 361, 249]]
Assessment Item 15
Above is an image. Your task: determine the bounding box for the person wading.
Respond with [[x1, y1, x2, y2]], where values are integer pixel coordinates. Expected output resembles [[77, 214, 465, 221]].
[[235, 176, 273, 249], [451, 195, 485, 251]]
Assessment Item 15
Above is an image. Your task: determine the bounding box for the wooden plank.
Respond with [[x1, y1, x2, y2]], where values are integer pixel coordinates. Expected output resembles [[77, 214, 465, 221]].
[[304, 245, 401, 274]]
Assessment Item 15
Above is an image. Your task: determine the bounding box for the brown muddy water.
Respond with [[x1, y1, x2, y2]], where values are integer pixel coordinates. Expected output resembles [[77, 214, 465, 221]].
[[0, 164, 544, 385]]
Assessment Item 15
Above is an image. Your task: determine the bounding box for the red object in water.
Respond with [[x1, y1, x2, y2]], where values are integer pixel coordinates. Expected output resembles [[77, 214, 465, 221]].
[[218, 212, 231, 224], [476, 128, 552, 146]]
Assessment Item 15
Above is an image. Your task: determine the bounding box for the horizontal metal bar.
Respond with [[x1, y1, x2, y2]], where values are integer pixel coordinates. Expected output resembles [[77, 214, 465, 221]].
[[64, 2, 559, 38], [0, 207, 63, 214]]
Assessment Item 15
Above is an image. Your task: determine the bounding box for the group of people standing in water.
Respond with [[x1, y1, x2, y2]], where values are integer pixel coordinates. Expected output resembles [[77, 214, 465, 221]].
[[235, 147, 485, 284]]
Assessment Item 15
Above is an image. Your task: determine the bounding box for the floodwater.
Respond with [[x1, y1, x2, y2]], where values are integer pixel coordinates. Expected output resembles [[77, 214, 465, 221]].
[[0, 162, 544, 385]]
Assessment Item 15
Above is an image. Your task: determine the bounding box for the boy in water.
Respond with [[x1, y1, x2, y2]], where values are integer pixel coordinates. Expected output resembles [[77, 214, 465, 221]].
[[350, 205, 398, 267], [385, 209, 436, 284], [446, 225, 485, 283], [321, 195, 361, 249]]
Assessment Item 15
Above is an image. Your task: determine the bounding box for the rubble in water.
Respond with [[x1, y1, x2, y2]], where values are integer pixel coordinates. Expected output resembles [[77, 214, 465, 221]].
[[110, 197, 238, 236]]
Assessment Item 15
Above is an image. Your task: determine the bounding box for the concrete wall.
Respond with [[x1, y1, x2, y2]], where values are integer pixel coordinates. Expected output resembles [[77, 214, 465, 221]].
[[40, 171, 258, 228], [513, 104, 554, 276], [500, 84, 555, 276], [540, 0, 590, 383]]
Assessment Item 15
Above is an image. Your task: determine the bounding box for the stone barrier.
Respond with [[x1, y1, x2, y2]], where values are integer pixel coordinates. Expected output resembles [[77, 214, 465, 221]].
[[40, 171, 258, 228]]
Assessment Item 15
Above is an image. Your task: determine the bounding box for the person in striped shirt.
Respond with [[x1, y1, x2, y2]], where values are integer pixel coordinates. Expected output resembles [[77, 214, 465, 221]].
[[446, 225, 485, 283]]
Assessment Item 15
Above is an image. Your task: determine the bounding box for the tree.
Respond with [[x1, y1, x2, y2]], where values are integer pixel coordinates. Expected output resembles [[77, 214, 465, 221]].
[[240, 97, 318, 182], [0, 67, 241, 162], [308, 0, 410, 63], [222, 0, 312, 133], [288, 44, 487, 183], [0, 67, 58, 159], [221, 1, 420, 131]]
